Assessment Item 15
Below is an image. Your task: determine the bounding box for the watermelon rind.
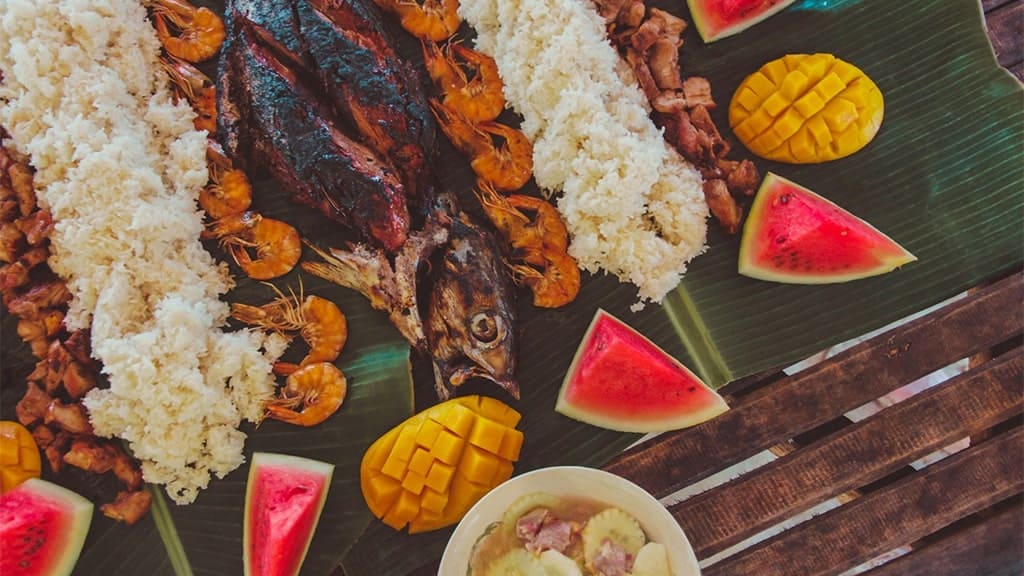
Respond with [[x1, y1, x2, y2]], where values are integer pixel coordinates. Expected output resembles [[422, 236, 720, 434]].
[[687, 0, 798, 43], [243, 452, 335, 576], [738, 172, 917, 284], [3, 478, 93, 576], [555, 310, 729, 433]]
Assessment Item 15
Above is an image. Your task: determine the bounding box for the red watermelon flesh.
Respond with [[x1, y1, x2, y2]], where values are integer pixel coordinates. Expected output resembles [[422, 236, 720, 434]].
[[738, 172, 916, 283], [0, 478, 93, 576], [555, 310, 728, 433], [687, 0, 797, 42], [244, 453, 334, 576]]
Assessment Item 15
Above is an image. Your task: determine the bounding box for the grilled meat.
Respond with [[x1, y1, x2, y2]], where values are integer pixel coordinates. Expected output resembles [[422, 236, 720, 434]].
[[426, 212, 518, 400], [218, 0, 437, 251]]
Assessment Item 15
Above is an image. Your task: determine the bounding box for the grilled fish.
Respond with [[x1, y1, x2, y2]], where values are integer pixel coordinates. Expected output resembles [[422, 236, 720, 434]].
[[220, 26, 410, 251], [425, 212, 518, 400], [303, 195, 518, 400], [219, 0, 436, 224]]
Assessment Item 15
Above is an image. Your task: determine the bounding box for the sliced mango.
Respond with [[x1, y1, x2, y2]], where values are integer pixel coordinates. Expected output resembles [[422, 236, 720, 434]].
[[360, 396, 523, 533], [729, 54, 884, 163], [0, 421, 41, 493]]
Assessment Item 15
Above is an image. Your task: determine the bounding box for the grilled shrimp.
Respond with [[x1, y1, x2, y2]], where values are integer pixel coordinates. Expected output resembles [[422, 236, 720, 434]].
[[200, 141, 252, 219], [202, 212, 300, 280], [422, 40, 505, 123], [265, 362, 347, 427], [431, 100, 532, 191], [231, 285, 347, 371], [224, 218, 301, 280], [377, 0, 461, 41], [152, 0, 226, 63], [511, 250, 580, 309], [160, 55, 217, 133]]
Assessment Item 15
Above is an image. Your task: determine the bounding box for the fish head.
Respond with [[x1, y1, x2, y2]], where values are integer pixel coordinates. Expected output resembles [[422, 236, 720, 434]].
[[428, 214, 518, 400]]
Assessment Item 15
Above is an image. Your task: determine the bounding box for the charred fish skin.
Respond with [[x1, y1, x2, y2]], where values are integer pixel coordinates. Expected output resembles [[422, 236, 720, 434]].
[[220, 21, 411, 252], [426, 212, 518, 401], [299, 0, 437, 205]]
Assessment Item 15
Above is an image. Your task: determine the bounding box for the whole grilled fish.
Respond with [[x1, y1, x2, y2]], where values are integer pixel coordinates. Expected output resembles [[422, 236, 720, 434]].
[[303, 196, 518, 399]]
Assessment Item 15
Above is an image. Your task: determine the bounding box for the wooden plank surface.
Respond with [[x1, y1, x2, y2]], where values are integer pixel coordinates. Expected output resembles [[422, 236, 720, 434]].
[[987, 2, 1024, 68], [863, 500, 1024, 576], [672, 348, 1024, 558], [605, 273, 1023, 498], [703, 426, 1024, 576]]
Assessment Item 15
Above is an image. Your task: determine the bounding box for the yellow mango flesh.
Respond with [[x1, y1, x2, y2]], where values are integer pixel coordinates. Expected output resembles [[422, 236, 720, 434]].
[[360, 396, 523, 533], [729, 54, 884, 163], [0, 421, 41, 493]]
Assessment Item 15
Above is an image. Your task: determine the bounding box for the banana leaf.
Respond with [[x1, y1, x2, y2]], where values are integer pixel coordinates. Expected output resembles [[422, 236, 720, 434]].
[[1, 0, 1021, 574]]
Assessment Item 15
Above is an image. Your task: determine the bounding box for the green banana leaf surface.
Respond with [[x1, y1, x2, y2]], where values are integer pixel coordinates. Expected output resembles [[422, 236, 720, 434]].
[[0, 0, 1021, 574]]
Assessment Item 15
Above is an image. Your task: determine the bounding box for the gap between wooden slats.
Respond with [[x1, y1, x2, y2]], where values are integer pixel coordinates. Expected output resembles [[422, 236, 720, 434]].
[[863, 496, 1024, 576], [703, 425, 1024, 576], [672, 348, 1023, 559], [604, 273, 1024, 498]]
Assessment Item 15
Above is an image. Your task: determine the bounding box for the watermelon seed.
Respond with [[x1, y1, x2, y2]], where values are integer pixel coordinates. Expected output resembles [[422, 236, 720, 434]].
[[780, 194, 790, 204], [19, 560, 30, 568], [775, 235, 787, 244]]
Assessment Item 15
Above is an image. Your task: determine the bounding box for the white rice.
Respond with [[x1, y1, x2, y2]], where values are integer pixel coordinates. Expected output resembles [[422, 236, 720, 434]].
[[460, 0, 709, 306], [0, 0, 286, 504]]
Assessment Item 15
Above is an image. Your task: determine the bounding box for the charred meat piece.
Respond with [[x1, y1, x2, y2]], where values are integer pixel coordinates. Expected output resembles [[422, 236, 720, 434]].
[[45, 399, 94, 436], [6, 280, 72, 319], [111, 450, 145, 491], [7, 162, 35, 217], [426, 211, 518, 400], [101, 490, 153, 525], [16, 382, 51, 426], [0, 222, 24, 263], [63, 437, 118, 474], [703, 179, 743, 234], [15, 210, 53, 246], [43, 431, 72, 475], [62, 361, 98, 400], [220, 25, 410, 251], [0, 246, 49, 291]]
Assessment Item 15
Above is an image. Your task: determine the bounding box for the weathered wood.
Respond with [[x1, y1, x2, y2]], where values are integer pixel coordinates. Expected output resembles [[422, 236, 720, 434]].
[[983, 0, 1015, 14], [672, 349, 1024, 558], [863, 500, 1024, 576], [604, 273, 1023, 498], [987, 2, 1024, 68], [703, 426, 1024, 576]]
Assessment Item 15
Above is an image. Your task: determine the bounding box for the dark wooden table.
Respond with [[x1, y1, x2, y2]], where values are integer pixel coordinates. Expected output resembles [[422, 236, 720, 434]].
[[407, 3, 1024, 574]]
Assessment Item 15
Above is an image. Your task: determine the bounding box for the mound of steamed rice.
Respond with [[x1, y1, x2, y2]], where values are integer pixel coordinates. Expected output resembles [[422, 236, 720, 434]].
[[460, 0, 709, 306], [0, 0, 286, 504]]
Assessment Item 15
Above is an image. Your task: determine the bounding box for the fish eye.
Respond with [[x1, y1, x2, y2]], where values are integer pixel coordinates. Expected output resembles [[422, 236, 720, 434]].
[[469, 312, 503, 346]]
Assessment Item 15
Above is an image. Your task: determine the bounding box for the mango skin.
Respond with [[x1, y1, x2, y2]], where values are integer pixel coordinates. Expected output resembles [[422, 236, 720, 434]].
[[0, 421, 42, 493], [360, 396, 523, 533], [729, 54, 884, 163]]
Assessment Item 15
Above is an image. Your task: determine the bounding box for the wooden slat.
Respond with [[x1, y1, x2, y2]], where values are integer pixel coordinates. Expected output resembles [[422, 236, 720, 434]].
[[703, 426, 1024, 576], [987, 2, 1024, 68], [671, 348, 1024, 558], [983, 0, 1015, 14], [604, 273, 1023, 497], [864, 500, 1024, 576]]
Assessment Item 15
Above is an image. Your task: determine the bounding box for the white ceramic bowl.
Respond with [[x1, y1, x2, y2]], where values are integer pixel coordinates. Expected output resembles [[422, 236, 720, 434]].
[[439, 466, 701, 575]]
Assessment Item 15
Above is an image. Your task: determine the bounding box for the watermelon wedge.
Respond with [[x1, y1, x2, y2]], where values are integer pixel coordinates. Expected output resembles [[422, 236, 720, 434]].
[[739, 173, 917, 283], [555, 310, 728, 433], [244, 452, 334, 576], [0, 478, 93, 576], [687, 0, 797, 43]]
